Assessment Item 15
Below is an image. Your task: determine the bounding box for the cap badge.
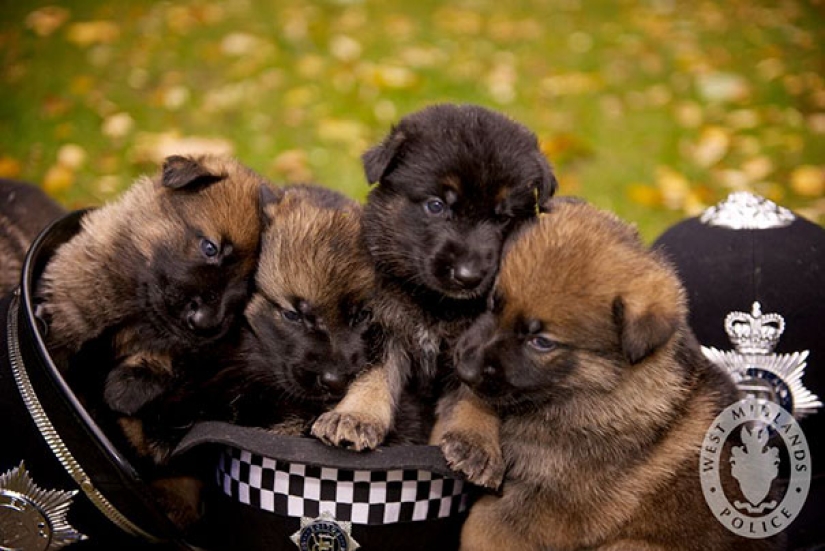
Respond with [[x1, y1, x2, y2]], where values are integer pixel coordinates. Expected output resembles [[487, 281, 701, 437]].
[[700, 192, 795, 230], [702, 302, 822, 419], [290, 511, 360, 551], [0, 462, 86, 550]]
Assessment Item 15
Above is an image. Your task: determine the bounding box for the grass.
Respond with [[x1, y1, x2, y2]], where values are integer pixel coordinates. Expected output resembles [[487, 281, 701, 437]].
[[1, 0, 823, 240]]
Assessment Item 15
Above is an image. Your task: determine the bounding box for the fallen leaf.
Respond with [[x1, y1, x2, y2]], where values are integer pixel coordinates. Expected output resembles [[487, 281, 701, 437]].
[[131, 132, 234, 164], [25, 6, 71, 37], [272, 149, 312, 182], [329, 35, 362, 62], [43, 164, 74, 194], [696, 72, 750, 103], [0, 157, 22, 179], [57, 144, 87, 170], [102, 112, 135, 139], [66, 21, 120, 46], [691, 126, 730, 167], [627, 183, 662, 207], [790, 165, 825, 197]]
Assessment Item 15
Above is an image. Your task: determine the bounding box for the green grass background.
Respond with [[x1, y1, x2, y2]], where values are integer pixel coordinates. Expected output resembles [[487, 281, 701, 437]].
[[1, 0, 823, 240]]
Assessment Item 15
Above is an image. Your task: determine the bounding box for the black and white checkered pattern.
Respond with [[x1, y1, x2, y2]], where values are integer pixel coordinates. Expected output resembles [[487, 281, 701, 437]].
[[217, 447, 469, 525]]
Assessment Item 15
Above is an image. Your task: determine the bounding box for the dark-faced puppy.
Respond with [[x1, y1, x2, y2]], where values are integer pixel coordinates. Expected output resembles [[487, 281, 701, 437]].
[[0, 179, 66, 295], [312, 104, 557, 487], [455, 200, 778, 551], [36, 154, 275, 462], [202, 185, 428, 443]]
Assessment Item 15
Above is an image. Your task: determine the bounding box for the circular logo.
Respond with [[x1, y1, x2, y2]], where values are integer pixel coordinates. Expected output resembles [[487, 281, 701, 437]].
[[700, 397, 811, 539], [297, 519, 350, 551]]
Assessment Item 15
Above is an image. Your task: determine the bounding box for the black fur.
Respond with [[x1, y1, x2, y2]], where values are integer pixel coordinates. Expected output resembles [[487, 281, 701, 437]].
[[362, 104, 557, 305]]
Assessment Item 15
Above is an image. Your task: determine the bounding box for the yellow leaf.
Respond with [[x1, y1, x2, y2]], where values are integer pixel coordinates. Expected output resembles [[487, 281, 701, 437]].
[[43, 165, 74, 194], [627, 184, 662, 208], [0, 156, 22, 179], [57, 144, 87, 170], [66, 21, 120, 47], [691, 126, 730, 167], [790, 165, 825, 197], [272, 149, 312, 183], [25, 6, 70, 37]]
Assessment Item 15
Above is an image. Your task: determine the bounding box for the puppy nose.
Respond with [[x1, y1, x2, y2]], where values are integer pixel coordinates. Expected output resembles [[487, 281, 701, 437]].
[[319, 371, 348, 394], [186, 302, 223, 334], [452, 262, 484, 289], [456, 360, 483, 386]]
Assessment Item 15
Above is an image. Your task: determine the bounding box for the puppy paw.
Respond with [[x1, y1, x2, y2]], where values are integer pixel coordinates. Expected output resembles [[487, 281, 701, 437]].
[[441, 431, 505, 490], [311, 411, 388, 451]]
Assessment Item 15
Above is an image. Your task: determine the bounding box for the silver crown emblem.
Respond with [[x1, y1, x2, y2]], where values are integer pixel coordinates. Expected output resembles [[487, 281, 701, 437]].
[[724, 302, 784, 355], [703, 301, 822, 419]]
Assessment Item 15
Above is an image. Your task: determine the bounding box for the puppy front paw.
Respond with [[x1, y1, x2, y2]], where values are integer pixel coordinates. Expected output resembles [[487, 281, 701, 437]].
[[104, 366, 167, 415], [441, 431, 505, 490], [311, 411, 388, 451]]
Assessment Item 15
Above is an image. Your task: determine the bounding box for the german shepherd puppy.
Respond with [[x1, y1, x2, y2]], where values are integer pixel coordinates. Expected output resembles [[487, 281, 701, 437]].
[[35, 154, 276, 463], [0, 179, 65, 295], [311, 104, 557, 487], [199, 185, 427, 444], [453, 199, 779, 550]]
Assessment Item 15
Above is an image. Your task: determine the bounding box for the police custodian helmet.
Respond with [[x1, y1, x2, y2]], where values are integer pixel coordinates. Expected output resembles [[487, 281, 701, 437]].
[[653, 192, 825, 550]]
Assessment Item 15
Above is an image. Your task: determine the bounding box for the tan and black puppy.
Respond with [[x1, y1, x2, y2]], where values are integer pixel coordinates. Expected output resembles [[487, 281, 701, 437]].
[[0, 179, 66, 295], [35, 154, 277, 462], [311, 104, 557, 488], [200, 185, 427, 444], [453, 199, 778, 551]]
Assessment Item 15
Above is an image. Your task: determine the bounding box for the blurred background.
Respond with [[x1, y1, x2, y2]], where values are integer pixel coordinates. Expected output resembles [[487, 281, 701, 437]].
[[0, 0, 823, 240]]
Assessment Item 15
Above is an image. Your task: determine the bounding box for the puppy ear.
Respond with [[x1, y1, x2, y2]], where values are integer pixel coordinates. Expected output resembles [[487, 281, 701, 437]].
[[534, 151, 559, 213], [612, 294, 680, 365], [161, 155, 224, 190], [362, 128, 406, 185], [259, 184, 284, 225]]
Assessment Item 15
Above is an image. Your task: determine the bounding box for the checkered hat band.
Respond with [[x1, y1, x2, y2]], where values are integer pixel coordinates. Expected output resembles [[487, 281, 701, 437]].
[[216, 447, 469, 525]]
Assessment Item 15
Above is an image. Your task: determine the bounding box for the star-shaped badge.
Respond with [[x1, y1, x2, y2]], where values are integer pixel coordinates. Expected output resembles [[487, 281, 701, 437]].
[[290, 510, 360, 551]]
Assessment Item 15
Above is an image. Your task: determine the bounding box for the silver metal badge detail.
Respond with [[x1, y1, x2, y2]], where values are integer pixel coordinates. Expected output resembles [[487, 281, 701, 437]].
[[702, 302, 822, 419], [0, 462, 86, 550], [700, 397, 810, 538], [290, 511, 360, 551], [699, 191, 795, 229]]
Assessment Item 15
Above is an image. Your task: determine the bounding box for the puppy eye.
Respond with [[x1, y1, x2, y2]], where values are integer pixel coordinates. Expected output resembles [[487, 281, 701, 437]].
[[423, 198, 446, 215], [282, 309, 302, 323], [200, 238, 220, 258], [353, 308, 372, 326], [526, 335, 555, 352]]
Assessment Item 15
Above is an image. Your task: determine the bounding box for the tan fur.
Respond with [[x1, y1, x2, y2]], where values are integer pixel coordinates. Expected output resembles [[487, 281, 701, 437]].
[[255, 190, 370, 318], [431, 386, 504, 488], [37, 155, 265, 360], [460, 201, 778, 551], [149, 475, 204, 530], [312, 366, 394, 450]]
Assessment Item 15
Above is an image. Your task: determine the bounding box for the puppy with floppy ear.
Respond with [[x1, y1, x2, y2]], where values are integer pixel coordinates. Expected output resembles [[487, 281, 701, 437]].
[[197, 185, 428, 444], [36, 154, 277, 463], [0, 179, 66, 296], [454, 199, 780, 551], [311, 104, 557, 488]]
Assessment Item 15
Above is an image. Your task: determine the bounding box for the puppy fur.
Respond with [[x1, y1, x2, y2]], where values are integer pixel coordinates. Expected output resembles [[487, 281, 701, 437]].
[[311, 104, 557, 487], [454, 199, 780, 550], [192, 185, 421, 442], [0, 179, 66, 295], [36, 154, 275, 463]]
